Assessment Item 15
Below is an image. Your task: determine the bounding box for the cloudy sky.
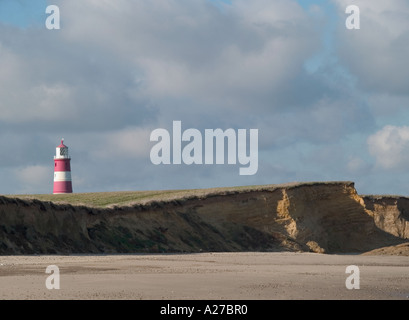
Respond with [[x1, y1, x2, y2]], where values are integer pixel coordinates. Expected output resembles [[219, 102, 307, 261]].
[[0, 0, 408, 195]]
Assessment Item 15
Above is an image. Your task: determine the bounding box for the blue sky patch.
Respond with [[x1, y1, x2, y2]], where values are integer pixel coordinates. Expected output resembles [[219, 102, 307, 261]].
[[0, 0, 47, 28]]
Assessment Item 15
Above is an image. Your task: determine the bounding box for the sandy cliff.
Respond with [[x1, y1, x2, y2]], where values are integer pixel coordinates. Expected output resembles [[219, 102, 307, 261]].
[[0, 181, 408, 255]]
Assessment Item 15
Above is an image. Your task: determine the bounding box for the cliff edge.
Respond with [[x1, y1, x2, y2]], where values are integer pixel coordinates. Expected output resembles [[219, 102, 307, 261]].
[[1, 181, 408, 255]]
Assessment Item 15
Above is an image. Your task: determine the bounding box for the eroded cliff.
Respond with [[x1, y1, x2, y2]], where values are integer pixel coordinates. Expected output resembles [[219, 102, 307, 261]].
[[0, 181, 408, 255]]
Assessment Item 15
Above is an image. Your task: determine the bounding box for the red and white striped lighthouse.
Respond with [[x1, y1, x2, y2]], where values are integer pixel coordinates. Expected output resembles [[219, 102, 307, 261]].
[[53, 139, 73, 194]]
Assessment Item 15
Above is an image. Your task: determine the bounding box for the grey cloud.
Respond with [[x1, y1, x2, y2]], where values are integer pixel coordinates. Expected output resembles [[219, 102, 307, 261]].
[[333, 0, 409, 95], [55, 0, 322, 114]]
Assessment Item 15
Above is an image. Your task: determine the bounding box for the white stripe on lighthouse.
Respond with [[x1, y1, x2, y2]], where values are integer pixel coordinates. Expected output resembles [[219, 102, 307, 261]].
[[54, 171, 72, 181]]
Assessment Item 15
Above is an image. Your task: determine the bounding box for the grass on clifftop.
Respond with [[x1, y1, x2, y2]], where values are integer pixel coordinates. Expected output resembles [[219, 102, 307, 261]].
[[9, 181, 353, 208], [10, 186, 262, 208]]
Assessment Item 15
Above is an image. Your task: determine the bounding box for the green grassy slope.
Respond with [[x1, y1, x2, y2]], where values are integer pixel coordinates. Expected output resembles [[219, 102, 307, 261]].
[[8, 181, 353, 208], [9, 185, 262, 208]]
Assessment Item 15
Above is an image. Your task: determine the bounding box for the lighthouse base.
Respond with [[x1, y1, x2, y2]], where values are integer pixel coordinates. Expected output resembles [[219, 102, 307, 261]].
[[53, 181, 73, 194]]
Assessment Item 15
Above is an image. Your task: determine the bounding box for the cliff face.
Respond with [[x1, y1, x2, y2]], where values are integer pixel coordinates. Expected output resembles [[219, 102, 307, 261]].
[[0, 182, 408, 255], [362, 196, 409, 240]]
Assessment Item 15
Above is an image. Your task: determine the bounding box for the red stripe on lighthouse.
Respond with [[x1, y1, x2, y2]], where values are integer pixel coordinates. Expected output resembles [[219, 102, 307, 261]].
[[54, 159, 71, 171]]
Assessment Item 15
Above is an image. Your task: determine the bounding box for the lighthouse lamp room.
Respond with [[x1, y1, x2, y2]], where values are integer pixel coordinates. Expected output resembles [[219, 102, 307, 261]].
[[53, 139, 73, 194]]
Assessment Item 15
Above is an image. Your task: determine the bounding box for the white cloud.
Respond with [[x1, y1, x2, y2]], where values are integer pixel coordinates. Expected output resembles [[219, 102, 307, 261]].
[[368, 125, 409, 169]]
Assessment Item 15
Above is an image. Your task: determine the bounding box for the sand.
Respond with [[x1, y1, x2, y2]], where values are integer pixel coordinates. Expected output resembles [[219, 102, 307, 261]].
[[0, 252, 408, 300]]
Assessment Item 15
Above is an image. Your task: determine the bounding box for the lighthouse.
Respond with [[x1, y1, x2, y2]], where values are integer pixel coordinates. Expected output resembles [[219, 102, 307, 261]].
[[53, 139, 73, 194]]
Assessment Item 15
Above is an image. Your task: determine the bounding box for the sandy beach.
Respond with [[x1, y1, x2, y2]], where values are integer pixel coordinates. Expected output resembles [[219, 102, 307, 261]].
[[0, 252, 408, 300]]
